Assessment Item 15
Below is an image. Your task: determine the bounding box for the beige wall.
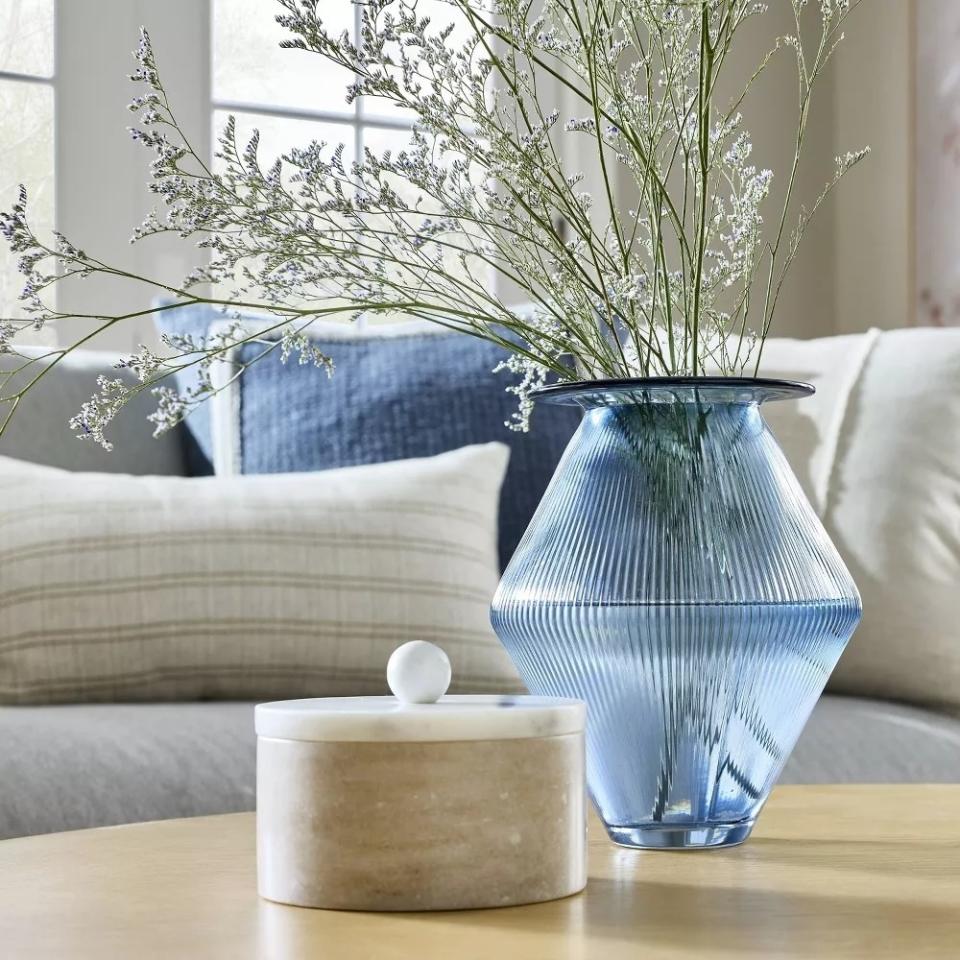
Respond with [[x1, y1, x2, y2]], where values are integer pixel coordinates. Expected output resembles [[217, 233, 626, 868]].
[[56, 0, 211, 353], [831, 0, 913, 334], [613, 0, 913, 341], [728, 0, 838, 340], [752, 0, 913, 338]]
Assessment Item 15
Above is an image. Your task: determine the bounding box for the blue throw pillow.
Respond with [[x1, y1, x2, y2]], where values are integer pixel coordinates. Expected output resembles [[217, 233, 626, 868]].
[[155, 307, 581, 567]]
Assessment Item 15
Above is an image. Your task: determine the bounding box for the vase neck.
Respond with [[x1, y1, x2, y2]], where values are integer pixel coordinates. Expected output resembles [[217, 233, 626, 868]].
[[532, 377, 814, 410], [583, 396, 766, 447]]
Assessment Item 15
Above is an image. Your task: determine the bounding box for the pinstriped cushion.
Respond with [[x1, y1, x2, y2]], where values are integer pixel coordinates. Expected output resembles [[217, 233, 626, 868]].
[[0, 444, 521, 704]]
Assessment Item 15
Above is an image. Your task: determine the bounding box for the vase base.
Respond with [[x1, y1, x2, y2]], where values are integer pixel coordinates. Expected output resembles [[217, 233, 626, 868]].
[[605, 818, 755, 850]]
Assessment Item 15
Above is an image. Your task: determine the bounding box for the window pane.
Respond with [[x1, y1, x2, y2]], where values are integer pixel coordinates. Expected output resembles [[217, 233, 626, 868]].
[[0, 80, 54, 321], [363, 124, 477, 208], [214, 110, 356, 171], [361, 125, 420, 202], [418, 0, 484, 45], [360, 124, 489, 325], [213, 0, 354, 115], [360, 0, 484, 124], [0, 0, 54, 78], [211, 109, 357, 314]]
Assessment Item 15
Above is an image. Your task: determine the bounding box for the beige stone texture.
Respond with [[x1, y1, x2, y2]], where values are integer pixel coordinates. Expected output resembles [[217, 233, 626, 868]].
[[257, 733, 586, 911]]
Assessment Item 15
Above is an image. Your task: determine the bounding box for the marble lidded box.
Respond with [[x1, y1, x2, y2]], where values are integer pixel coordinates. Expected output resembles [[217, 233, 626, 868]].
[[255, 691, 587, 911]]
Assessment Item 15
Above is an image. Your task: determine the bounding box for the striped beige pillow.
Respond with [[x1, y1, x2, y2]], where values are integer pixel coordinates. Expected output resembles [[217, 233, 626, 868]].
[[0, 444, 522, 704]]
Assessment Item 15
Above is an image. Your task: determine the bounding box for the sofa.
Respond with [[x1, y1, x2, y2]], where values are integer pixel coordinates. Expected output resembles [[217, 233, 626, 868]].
[[1, 331, 959, 840]]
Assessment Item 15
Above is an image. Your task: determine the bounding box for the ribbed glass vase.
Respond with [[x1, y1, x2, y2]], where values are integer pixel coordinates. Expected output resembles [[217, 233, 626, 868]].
[[491, 378, 861, 850]]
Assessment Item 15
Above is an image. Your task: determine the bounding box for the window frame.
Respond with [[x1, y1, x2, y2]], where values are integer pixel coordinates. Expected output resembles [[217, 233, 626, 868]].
[[0, 69, 54, 87], [209, 1, 416, 180], [0, 8, 57, 334], [17, 1, 528, 348]]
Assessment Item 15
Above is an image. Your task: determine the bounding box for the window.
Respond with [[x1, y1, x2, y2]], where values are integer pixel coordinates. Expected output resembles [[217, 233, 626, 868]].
[[210, 1, 469, 323], [211, 0, 416, 180], [0, 0, 54, 322], [2, 1, 496, 345]]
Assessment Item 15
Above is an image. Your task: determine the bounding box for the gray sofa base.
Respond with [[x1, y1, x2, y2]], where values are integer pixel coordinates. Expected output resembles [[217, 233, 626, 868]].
[[2, 694, 959, 840]]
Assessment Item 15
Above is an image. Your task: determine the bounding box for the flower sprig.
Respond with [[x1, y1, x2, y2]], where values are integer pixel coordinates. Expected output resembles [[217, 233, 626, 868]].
[[1, 0, 867, 445]]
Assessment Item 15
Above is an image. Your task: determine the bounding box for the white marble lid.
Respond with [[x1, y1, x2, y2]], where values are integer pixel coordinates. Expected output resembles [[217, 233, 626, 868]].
[[255, 695, 586, 743]]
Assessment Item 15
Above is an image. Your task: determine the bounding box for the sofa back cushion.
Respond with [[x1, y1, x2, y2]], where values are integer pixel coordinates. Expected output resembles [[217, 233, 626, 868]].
[[0, 347, 186, 476], [760, 327, 960, 712], [153, 307, 960, 712], [0, 444, 521, 704], [155, 309, 583, 568]]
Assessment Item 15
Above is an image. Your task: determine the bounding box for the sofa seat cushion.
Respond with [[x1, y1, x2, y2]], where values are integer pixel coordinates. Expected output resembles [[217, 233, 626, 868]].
[[781, 696, 960, 784], [0, 703, 256, 840], [2, 696, 959, 840]]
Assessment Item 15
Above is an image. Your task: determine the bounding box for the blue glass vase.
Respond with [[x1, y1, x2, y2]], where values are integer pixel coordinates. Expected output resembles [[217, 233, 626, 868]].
[[491, 378, 861, 849]]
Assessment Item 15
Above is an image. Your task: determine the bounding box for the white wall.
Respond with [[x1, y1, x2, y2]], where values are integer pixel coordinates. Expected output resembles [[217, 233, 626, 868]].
[[56, 0, 210, 352]]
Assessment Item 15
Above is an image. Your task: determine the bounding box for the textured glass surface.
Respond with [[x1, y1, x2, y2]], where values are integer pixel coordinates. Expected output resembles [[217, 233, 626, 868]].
[[492, 380, 861, 849]]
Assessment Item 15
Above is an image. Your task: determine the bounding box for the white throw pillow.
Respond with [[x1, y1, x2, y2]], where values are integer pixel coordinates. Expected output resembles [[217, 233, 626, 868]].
[[0, 444, 522, 704], [760, 328, 960, 712], [758, 330, 880, 514]]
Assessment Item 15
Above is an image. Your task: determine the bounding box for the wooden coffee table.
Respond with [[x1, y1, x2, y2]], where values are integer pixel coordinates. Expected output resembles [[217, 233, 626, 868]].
[[1, 785, 958, 958]]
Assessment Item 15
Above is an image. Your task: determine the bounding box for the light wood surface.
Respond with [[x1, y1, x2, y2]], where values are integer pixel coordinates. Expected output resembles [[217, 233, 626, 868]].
[[1, 785, 958, 959]]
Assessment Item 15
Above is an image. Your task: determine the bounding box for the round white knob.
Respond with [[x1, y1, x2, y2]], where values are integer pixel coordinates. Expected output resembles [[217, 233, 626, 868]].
[[387, 641, 452, 704]]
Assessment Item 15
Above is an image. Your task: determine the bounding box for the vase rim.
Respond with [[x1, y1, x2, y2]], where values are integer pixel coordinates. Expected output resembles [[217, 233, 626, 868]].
[[531, 376, 814, 406]]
